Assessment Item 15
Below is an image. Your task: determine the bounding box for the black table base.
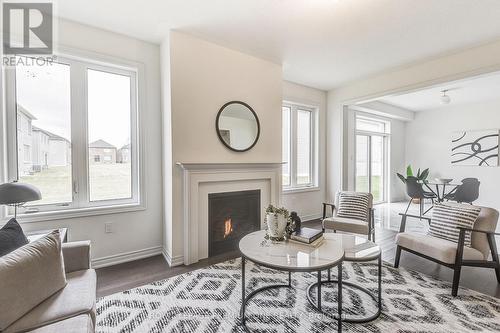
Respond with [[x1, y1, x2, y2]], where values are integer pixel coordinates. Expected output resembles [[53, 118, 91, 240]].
[[239, 256, 343, 332], [306, 256, 382, 323]]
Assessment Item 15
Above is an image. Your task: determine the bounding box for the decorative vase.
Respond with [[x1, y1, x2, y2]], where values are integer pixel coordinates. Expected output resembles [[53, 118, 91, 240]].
[[266, 213, 287, 239]]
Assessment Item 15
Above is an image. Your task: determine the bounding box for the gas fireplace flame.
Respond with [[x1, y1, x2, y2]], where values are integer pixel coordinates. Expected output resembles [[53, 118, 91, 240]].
[[223, 218, 233, 239]]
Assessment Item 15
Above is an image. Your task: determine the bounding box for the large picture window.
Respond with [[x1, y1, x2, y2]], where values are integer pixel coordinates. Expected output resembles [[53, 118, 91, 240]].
[[282, 102, 317, 190], [6, 55, 140, 214]]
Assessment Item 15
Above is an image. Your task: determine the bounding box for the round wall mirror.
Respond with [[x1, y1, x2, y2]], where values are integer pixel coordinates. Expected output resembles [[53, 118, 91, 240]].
[[216, 101, 260, 152]]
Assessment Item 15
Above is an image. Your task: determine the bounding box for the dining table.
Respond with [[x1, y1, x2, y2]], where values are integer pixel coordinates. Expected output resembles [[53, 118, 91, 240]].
[[421, 180, 461, 202]]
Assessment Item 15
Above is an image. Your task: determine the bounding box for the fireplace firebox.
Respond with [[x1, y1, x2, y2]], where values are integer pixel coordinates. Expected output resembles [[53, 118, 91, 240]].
[[208, 190, 260, 257]]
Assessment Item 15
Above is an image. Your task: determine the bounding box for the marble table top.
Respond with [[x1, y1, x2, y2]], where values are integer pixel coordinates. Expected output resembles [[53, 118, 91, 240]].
[[239, 230, 381, 271], [239, 230, 344, 271]]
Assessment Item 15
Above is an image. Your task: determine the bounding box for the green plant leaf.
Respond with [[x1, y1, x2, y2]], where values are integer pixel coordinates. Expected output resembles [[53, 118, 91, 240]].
[[420, 168, 429, 180], [406, 165, 413, 177], [416, 168, 421, 178], [397, 173, 407, 184]]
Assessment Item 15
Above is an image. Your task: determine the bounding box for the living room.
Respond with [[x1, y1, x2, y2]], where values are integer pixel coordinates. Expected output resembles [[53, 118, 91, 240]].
[[1, 1, 499, 332]]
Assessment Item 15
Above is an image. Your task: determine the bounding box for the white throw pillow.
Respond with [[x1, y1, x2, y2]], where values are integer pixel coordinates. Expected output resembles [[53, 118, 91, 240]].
[[428, 203, 481, 247], [336, 192, 370, 221]]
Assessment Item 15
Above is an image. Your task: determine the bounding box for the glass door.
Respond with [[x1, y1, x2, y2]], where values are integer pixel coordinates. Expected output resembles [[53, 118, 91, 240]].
[[355, 134, 386, 203]]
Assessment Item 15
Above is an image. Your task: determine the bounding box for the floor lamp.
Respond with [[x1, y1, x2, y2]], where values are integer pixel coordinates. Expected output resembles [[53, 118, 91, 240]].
[[0, 181, 42, 218]]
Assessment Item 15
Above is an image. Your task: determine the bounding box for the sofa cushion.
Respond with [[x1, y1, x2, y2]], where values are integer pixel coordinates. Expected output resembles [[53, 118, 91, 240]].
[[336, 192, 370, 221], [0, 218, 29, 257], [396, 232, 484, 264], [428, 203, 481, 247], [5, 269, 97, 333], [323, 216, 369, 235], [27, 314, 94, 333], [0, 230, 67, 331]]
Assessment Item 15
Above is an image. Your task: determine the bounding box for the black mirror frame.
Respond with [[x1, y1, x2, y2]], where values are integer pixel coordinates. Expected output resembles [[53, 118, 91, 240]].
[[215, 101, 260, 152]]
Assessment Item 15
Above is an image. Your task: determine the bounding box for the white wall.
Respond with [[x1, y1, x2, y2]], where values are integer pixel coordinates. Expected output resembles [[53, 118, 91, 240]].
[[165, 31, 282, 264], [2, 19, 163, 267], [328, 38, 500, 203], [282, 81, 327, 221], [405, 99, 500, 214]]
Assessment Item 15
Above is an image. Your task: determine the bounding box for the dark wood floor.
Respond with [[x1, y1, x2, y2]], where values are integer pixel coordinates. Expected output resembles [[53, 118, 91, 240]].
[[96, 219, 500, 298]]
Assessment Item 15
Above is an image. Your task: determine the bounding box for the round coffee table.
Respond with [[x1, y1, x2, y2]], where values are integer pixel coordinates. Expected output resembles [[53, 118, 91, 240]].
[[306, 233, 382, 323], [239, 230, 345, 332]]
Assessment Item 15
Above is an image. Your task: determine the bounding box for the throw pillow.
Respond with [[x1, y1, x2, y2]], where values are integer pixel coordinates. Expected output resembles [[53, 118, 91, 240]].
[[0, 218, 29, 257], [428, 203, 481, 247], [0, 230, 67, 330], [336, 192, 370, 221]]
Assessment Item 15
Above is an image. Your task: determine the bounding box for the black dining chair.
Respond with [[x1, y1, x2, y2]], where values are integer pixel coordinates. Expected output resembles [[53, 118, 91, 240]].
[[405, 177, 437, 216], [446, 178, 480, 204]]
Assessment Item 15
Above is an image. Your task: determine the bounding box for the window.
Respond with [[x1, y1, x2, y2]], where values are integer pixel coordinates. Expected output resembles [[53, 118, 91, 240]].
[[6, 55, 140, 214], [355, 115, 390, 203], [282, 102, 317, 190]]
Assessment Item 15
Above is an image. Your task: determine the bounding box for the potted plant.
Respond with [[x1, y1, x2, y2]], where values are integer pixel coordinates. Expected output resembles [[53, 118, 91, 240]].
[[397, 165, 429, 203], [265, 204, 294, 241]]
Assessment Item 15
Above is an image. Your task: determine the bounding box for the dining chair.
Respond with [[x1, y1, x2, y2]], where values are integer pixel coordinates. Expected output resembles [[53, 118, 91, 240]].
[[404, 177, 437, 216], [322, 191, 375, 241], [445, 178, 480, 204]]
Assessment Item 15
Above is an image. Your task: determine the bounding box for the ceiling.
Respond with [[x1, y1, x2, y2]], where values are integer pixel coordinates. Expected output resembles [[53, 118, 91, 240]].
[[55, 0, 500, 90], [378, 71, 500, 111]]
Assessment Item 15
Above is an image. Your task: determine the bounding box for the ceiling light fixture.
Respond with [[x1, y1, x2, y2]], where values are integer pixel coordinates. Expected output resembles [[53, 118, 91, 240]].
[[440, 90, 451, 105]]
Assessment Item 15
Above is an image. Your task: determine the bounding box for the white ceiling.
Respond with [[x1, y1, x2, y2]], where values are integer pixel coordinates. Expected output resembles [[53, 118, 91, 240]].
[[378, 71, 500, 111], [55, 0, 500, 90]]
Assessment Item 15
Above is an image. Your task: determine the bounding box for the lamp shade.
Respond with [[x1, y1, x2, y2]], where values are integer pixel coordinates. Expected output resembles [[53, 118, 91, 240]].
[[0, 182, 42, 205]]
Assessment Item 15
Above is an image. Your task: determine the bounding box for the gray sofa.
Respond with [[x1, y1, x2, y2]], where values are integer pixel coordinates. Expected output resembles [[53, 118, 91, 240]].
[[4, 241, 96, 333]]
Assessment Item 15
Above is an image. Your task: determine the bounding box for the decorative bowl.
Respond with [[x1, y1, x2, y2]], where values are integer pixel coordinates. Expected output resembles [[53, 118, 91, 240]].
[[435, 178, 453, 184]]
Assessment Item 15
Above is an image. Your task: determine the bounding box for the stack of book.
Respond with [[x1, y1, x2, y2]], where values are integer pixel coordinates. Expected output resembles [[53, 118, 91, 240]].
[[289, 227, 324, 247]]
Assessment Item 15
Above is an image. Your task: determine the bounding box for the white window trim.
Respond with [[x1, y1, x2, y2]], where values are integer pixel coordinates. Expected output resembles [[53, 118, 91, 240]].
[[354, 113, 390, 204], [282, 101, 319, 193], [2, 47, 147, 223]]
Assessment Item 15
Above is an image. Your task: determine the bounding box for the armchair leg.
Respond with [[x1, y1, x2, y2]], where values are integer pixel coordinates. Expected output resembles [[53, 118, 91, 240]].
[[487, 233, 500, 283], [452, 229, 465, 296], [452, 265, 462, 297], [394, 246, 402, 268]]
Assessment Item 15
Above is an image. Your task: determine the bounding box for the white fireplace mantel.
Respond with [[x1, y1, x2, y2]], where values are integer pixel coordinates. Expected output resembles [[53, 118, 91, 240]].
[[176, 162, 282, 265]]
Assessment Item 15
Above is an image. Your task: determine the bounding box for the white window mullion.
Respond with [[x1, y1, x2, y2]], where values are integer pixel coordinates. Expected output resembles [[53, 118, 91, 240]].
[[290, 105, 298, 188], [70, 61, 89, 208]]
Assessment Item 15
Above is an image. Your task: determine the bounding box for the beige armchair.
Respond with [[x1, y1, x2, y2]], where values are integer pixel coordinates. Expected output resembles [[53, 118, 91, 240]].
[[395, 206, 500, 296], [4, 241, 96, 333], [322, 191, 375, 241]]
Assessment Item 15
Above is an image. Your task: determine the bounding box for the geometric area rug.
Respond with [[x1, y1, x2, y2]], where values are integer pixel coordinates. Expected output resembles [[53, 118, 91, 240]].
[[96, 258, 500, 332]]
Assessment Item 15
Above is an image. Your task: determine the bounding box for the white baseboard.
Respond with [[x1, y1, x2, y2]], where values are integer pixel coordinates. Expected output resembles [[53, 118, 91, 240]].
[[91, 246, 163, 269], [162, 248, 184, 267], [301, 213, 323, 222]]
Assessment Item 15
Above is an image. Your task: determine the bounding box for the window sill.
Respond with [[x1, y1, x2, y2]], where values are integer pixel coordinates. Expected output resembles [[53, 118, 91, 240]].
[[10, 202, 146, 224], [282, 186, 321, 194]]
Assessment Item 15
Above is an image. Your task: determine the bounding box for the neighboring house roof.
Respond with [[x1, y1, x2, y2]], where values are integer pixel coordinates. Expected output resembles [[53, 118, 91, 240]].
[[17, 104, 37, 120], [89, 140, 116, 149], [32, 126, 69, 142]]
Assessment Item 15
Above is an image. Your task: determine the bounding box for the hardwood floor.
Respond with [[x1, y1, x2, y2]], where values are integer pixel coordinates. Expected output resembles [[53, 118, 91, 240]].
[[97, 202, 500, 298]]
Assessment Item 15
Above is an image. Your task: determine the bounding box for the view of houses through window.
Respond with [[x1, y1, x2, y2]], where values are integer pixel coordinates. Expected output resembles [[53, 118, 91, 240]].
[[13, 56, 136, 209]]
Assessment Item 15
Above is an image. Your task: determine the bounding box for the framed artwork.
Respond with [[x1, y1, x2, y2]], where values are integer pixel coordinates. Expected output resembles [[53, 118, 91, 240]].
[[451, 129, 499, 166]]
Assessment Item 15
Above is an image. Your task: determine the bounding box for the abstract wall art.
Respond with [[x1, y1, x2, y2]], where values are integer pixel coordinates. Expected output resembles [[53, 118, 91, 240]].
[[451, 129, 499, 166]]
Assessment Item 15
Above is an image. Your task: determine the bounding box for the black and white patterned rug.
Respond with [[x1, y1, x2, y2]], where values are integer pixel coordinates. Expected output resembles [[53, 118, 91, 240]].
[[96, 259, 500, 332]]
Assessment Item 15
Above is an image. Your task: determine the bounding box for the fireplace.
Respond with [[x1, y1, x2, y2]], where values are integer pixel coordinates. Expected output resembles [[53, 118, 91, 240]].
[[208, 190, 261, 257]]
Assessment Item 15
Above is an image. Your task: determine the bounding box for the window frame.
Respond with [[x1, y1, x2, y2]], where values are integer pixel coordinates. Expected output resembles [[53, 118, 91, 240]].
[[282, 101, 318, 192], [354, 114, 390, 203], [3, 51, 145, 221]]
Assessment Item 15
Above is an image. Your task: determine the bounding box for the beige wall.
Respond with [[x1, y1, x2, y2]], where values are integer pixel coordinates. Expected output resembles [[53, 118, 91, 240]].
[[4, 19, 163, 267], [282, 81, 327, 220], [327, 39, 500, 202], [165, 32, 283, 262]]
